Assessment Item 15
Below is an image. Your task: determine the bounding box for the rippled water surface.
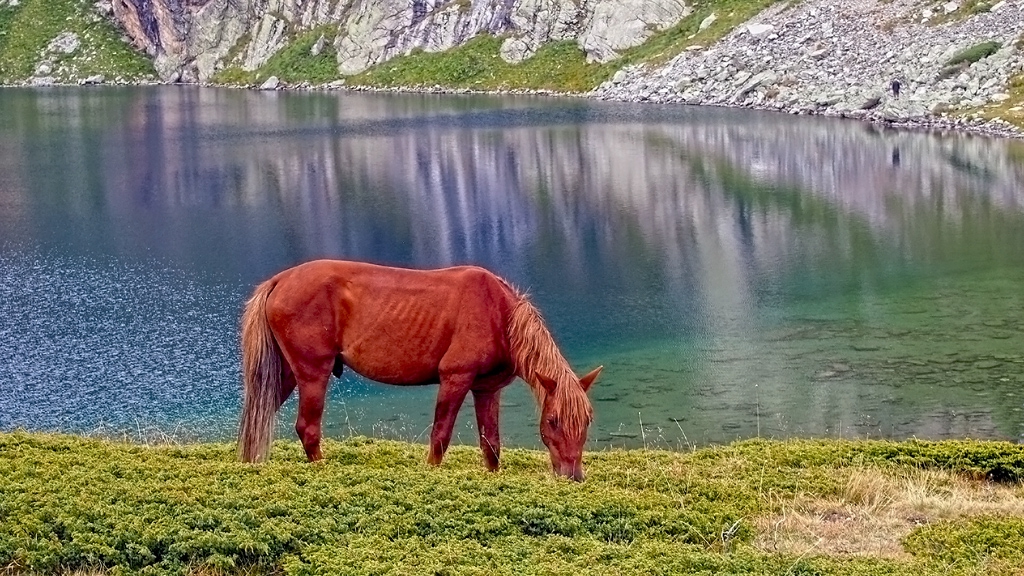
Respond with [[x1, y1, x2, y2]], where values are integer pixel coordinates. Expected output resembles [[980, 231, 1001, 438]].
[[2, 86, 1023, 448]]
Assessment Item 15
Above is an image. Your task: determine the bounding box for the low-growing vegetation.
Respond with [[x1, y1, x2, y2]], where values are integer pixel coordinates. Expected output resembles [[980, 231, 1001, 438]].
[[937, 40, 1001, 81], [2, 433, 1024, 575], [0, 0, 154, 84], [346, 0, 784, 92], [943, 40, 1002, 68], [214, 27, 340, 86], [346, 35, 605, 92], [925, 0, 995, 26]]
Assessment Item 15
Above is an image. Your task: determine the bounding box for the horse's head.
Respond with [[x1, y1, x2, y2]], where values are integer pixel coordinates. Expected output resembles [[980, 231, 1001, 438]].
[[538, 366, 603, 481]]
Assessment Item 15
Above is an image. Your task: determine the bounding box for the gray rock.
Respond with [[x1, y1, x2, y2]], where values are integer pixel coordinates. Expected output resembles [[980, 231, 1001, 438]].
[[733, 71, 777, 101], [30, 76, 55, 87], [744, 23, 775, 37], [81, 75, 105, 85], [859, 93, 883, 110], [310, 34, 326, 57], [699, 13, 717, 31], [500, 37, 532, 64], [611, 70, 628, 84], [259, 76, 280, 90], [815, 93, 842, 106], [34, 62, 53, 76], [47, 32, 80, 55]]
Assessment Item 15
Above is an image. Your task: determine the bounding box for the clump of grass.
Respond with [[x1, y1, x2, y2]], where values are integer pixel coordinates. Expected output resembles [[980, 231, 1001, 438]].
[[258, 26, 340, 84], [927, 0, 994, 25], [2, 433, 1024, 575], [348, 35, 607, 92], [944, 40, 1002, 67], [0, 0, 154, 83], [757, 467, 1024, 559], [936, 40, 1001, 82], [612, 0, 782, 69], [210, 65, 259, 86], [212, 27, 341, 86]]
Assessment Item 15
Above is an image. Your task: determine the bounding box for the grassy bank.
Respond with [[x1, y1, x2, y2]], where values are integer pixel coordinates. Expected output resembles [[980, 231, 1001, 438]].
[[3, 433, 1024, 575], [0, 0, 154, 84]]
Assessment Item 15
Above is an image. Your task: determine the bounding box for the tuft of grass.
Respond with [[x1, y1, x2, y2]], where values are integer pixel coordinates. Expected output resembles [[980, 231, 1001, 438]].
[[2, 433, 1024, 575], [212, 27, 341, 87], [610, 0, 782, 69], [757, 467, 1024, 559], [0, 0, 154, 83], [936, 40, 1001, 84], [927, 0, 994, 25], [943, 40, 1002, 67], [348, 34, 607, 92]]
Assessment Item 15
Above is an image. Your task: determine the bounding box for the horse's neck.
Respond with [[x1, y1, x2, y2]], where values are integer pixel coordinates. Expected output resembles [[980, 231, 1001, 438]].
[[508, 299, 572, 392]]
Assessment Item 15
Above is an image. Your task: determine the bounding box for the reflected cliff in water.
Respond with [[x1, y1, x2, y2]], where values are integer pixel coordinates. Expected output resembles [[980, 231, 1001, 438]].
[[1, 87, 1022, 446]]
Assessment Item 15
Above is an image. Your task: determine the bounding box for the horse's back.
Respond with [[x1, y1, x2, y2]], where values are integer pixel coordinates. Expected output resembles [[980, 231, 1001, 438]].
[[265, 260, 516, 385]]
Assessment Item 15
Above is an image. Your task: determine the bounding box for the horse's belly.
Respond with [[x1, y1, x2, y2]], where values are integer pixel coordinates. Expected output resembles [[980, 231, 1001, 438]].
[[340, 347, 442, 386]]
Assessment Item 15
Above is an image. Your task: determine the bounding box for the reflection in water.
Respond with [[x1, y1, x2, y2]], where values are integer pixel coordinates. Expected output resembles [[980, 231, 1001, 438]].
[[1, 87, 1023, 447]]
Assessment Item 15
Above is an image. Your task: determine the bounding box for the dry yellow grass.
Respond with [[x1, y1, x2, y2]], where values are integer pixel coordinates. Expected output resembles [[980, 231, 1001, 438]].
[[756, 467, 1024, 559]]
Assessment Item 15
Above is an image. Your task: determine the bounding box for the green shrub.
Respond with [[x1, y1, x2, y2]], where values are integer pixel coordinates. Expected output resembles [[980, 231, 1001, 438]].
[[944, 40, 1002, 67], [904, 517, 1024, 563]]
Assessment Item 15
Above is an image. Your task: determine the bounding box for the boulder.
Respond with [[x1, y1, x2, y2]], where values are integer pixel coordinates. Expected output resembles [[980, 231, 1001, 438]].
[[259, 76, 280, 90], [859, 93, 883, 110], [47, 32, 80, 55], [699, 13, 717, 31], [310, 35, 326, 57], [732, 71, 777, 101], [499, 37, 532, 64], [744, 23, 775, 37]]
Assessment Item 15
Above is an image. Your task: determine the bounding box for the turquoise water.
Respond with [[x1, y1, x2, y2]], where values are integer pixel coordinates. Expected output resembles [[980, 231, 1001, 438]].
[[1, 86, 1023, 449]]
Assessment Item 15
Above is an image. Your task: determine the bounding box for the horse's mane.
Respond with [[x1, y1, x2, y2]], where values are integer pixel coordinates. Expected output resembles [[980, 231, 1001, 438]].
[[506, 294, 593, 437]]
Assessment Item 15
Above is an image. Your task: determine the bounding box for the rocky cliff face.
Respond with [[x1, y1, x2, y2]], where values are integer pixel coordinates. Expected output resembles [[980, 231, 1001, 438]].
[[113, 0, 690, 82]]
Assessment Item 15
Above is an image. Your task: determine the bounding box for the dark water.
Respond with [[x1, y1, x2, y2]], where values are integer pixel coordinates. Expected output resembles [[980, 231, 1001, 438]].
[[1, 86, 1023, 449]]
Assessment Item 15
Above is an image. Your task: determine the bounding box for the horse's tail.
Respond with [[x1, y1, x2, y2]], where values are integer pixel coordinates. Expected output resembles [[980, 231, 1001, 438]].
[[238, 279, 281, 463]]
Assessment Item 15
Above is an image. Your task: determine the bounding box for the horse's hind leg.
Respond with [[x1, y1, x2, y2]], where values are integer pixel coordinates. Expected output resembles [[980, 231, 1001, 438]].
[[294, 368, 331, 461], [279, 353, 333, 462]]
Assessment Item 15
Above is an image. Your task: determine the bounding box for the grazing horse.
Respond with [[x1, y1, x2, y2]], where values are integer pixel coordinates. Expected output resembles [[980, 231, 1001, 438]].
[[237, 259, 603, 480]]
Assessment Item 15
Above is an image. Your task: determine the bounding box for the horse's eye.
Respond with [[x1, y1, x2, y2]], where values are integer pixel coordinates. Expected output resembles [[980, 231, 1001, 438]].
[[547, 418, 559, 429]]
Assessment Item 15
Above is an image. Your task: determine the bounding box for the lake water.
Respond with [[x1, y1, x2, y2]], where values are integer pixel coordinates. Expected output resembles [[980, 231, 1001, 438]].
[[1, 86, 1023, 450]]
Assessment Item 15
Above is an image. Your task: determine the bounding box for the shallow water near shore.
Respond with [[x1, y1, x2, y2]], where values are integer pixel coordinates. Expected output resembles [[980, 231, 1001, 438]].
[[1, 86, 1023, 449]]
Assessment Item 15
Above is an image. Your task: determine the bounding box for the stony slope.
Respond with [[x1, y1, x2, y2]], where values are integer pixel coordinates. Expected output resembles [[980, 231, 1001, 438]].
[[596, 0, 1024, 133]]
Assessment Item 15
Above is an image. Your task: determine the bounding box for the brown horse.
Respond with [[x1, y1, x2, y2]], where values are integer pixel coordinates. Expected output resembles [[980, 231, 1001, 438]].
[[237, 259, 602, 480]]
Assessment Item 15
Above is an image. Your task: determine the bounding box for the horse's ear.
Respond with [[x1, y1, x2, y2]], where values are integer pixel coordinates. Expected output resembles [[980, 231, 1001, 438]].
[[579, 366, 603, 392], [538, 373, 558, 394]]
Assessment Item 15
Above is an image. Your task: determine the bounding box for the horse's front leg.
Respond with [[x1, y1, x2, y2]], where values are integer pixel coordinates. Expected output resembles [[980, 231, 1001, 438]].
[[472, 389, 501, 471], [427, 372, 472, 467]]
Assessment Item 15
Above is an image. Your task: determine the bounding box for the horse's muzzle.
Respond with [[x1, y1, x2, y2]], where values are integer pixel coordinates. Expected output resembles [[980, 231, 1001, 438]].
[[557, 461, 585, 482]]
